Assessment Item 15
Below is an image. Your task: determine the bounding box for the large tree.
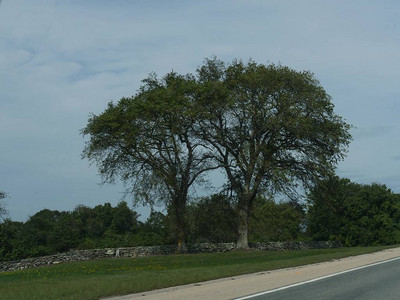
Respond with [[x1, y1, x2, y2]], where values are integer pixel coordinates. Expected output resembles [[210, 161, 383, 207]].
[[82, 72, 216, 253], [195, 58, 352, 249]]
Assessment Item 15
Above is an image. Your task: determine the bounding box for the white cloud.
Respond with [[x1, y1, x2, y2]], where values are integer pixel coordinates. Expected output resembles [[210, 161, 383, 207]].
[[1, 0, 400, 221]]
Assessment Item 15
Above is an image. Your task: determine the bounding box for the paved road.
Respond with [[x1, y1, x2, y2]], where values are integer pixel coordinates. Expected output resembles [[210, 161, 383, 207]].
[[240, 257, 400, 300], [106, 247, 400, 300]]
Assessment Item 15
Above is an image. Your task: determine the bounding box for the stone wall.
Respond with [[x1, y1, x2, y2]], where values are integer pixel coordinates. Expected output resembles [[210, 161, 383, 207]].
[[250, 241, 342, 251], [0, 241, 341, 273]]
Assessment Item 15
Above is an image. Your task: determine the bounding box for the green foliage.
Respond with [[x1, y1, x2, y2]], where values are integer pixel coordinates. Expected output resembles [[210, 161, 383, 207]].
[[0, 193, 311, 262], [1, 58, 356, 259], [249, 197, 306, 242], [0, 202, 154, 261], [307, 177, 400, 246], [0, 219, 23, 260], [82, 58, 352, 250], [195, 57, 352, 248], [187, 194, 237, 243], [110, 201, 139, 234], [138, 211, 169, 245], [82, 72, 217, 252], [51, 212, 81, 252]]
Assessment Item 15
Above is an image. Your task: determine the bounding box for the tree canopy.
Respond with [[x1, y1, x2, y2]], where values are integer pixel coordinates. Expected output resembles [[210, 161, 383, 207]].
[[82, 57, 352, 250], [82, 72, 216, 253], [307, 177, 400, 246], [195, 58, 352, 248]]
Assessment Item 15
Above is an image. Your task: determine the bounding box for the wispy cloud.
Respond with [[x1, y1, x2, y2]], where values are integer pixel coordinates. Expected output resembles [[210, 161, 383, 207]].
[[1, 0, 400, 221]]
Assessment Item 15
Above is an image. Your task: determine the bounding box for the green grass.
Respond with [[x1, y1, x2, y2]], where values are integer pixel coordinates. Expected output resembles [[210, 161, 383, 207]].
[[0, 245, 396, 300]]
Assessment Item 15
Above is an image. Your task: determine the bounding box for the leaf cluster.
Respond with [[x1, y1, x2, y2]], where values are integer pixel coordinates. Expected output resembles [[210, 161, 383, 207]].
[[307, 177, 400, 246], [82, 72, 216, 209], [195, 58, 352, 206]]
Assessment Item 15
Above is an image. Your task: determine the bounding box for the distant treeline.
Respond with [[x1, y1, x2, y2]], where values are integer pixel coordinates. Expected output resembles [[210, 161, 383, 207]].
[[1, 177, 400, 261], [0, 194, 305, 261], [308, 177, 400, 246]]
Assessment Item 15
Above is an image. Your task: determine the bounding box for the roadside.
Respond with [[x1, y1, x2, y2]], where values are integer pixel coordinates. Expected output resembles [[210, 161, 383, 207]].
[[104, 246, 400, 300]]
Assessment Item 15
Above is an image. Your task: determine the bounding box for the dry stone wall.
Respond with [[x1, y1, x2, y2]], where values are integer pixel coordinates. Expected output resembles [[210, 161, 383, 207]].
[[0, 241, 341, 272], [249, 241, 342, 251]]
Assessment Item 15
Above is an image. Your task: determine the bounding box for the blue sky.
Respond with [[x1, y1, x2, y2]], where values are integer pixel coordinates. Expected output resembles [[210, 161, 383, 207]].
[[1, 0, 399, 222]]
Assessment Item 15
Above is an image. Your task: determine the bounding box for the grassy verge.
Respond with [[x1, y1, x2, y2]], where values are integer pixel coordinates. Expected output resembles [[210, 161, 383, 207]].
[[0, 245, 396, 300]]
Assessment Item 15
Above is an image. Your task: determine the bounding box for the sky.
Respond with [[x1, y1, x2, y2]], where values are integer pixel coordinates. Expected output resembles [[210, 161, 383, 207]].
[[0, 0, 399, 222]]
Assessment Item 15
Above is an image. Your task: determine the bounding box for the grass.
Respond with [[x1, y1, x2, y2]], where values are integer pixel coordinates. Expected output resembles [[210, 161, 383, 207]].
[[0, 245, 396, 300]]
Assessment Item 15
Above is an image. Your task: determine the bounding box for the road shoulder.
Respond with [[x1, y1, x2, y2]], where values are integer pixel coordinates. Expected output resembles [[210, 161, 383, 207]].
[[104, 247, 400, 300]]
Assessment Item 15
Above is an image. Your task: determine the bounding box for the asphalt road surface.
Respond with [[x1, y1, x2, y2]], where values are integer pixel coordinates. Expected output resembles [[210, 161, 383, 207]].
[[106, 247, 400, 300], [240, 257, 400, 300]]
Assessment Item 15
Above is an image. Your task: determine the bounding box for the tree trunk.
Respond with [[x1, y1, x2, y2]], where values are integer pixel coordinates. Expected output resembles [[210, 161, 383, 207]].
[[175, 198, 188, 254], [177, 229, 188, 254], [236, 207, 249, 249]]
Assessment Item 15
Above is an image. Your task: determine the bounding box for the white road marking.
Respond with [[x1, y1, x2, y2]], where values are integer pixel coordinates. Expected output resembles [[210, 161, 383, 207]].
[[235, 256, 400, 300]]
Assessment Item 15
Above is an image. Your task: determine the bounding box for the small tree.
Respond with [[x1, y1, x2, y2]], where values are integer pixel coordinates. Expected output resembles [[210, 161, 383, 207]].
[[111, 201, 139, 235], [196, 58, 352, 249], [187, 194, 237, 243], [249, 197, 305, 242], [82, 73, 216, 253], [0, 219, 23, 261]]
